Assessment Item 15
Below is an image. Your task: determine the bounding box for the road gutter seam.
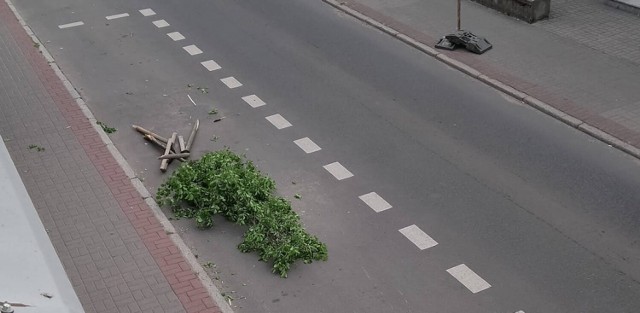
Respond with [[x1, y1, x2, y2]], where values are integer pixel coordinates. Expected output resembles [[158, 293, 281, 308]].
[[4, 1, 234, 312], [323, 0, 640, 160]]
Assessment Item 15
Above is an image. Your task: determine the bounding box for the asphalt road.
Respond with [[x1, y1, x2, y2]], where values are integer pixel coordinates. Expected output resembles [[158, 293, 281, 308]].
[[13, 0, 640, 312]]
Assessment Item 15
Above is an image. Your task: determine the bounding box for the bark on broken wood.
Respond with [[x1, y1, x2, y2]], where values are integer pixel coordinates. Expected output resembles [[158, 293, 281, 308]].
[[158, 153, 190, 160], [133, 125, 169, 143], [160, 132, 177, 172], [184, 119, 199, 153]]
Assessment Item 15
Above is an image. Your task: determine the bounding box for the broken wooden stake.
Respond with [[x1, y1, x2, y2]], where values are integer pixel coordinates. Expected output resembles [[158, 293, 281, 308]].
[[158, 152, 190, 160], [184, 119, 199, 153], [213, 116, 225, 123], [133, 125, 168, 143], [178, 135, 186, 153], [144, 135, 187, 162], [160, 132, 177, 172]]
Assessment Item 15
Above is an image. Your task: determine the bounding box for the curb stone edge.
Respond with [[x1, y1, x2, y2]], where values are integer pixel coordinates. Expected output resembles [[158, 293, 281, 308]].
[[3, 1, 235, 312], [323, 0, 640, 160]]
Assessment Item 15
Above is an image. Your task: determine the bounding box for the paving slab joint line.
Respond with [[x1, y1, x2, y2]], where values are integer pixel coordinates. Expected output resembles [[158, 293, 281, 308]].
[[4, 1, 235, 312], [322, 0, 640, 161]]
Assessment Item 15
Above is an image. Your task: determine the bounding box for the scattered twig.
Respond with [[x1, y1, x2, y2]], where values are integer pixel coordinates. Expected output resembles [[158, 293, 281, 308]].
[[187, 94, 197, 106], [97, 121, 117, 134]]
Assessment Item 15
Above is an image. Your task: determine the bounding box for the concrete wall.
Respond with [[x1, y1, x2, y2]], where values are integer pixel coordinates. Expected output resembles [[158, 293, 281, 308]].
[[471, 0, 550, 23]]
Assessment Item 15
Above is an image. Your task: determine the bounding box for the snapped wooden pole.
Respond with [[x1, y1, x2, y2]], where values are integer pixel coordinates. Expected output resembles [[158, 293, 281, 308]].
[[160, 132, 177, 172], [133, 125, 168, 143], [184, 119, 199, 153], [178, 135, 186, 153], [158, 153, 190, 160], [144, 135, 187, 162]]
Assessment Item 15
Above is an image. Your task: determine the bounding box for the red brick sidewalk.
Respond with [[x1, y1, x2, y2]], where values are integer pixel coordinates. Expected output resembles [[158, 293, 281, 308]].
[[0, 1, 224, 312]]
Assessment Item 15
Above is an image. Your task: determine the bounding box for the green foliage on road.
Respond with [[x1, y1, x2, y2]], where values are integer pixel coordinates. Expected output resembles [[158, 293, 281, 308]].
[[157, 149, 328, 277]]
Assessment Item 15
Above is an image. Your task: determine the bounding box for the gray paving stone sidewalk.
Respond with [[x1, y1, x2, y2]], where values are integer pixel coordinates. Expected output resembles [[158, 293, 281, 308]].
[[0, 1, 221, 312], [342, 0, 640, 149]]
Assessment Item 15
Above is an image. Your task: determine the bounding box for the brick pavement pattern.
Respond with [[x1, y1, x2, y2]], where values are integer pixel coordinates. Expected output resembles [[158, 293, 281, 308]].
[[0, 2, 222, 313]]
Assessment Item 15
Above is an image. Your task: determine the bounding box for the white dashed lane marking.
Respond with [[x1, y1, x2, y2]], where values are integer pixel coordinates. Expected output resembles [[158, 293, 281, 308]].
[[359, 192, 391, 212], [265, 114, 292, 130], [152, 20, 170, 28], [183, 45, 203, 56], [58, 21, 84, 29], [294, 137, 321, 154], [105, 13, 129, 20], [221, 77, 242, 89], [167, 32, 185, 41], [399, 225, 437, 250], [447, 264, 492, 294], [323, 162, 354, 180], [139, 8, 156, 16], [242, 95, 266, 108], [201, 60, 221, 71]]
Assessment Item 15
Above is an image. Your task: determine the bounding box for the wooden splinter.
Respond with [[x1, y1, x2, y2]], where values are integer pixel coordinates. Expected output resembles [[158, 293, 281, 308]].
[[160, 132, 177, 172], [133, 125, 169, 143]]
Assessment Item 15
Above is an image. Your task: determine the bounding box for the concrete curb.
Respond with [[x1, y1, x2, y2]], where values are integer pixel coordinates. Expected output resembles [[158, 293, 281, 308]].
[[4, 2, 235, 312], [322, 0, 640, 160]]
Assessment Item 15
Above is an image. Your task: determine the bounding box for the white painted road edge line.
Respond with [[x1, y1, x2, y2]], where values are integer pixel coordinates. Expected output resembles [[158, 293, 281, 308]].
[[323, 162, 354, 180], [294, 137, 321, 154], [58, 21, 84, 29], [359, 192, 391, 212], [242, 95, 266, 108], [201, 60, 221, 71], [152, 19, 169, 28], [139, 8, 156, 16], [399, 224, 437, 250], [265, 114, 292, 130], [221, 77, 243, 89], [167, 32, 185, 41], [183, 44, 203, 56], [447, 264, 492, 293], [105, 13, 129, 20]]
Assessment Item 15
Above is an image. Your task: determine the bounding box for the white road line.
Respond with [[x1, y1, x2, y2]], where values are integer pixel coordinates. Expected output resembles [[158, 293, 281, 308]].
[[265, 114, 292, 130], [167, 32, 185, 41], [58, 21, 84, 29], [139, 8, 156, 16], [221, 77, 242, 89], [105, 13, 129, 20], [152, 20, 170, 28], [447, 264, 492, 294], [323, 162, 353, 180], [241, 95, 266, 108], [294, 137, 321, 154], [515, 311, 525, 313], [359, 192, 392, 213], [399, 225, 437, 250], [183, 45, 203, 56], [201, 60, 221, 71]]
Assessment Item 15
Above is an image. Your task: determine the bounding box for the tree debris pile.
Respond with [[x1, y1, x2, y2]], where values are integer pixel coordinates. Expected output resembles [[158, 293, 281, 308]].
[[132, 120, 199, 172]]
